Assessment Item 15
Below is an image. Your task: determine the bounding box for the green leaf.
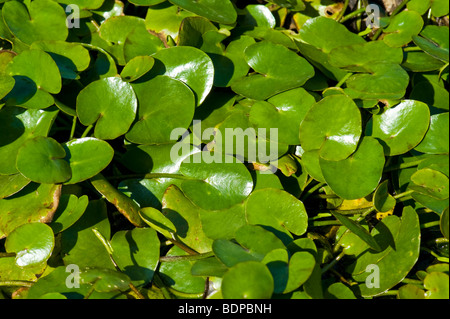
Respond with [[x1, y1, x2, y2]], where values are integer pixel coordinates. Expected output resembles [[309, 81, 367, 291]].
[[76, 77, 138, 140], [409, 168, 449, 200], [222, 261, 274, 299], [231, 41, 315, 100], [110, 228, 160, 286], [140, 207, 177, 238], [331, 211, 381, 251], [120, 56, 155, 82], [245, 189, 308, 244], [319, 137, 385, 200], [81, 268, 131, 293], [5, 49, 62, 108], [169, 0, 237, 25], [57, 0, 105, 10], [413, 26, 449, 63], [5, 223, 54, 268], [414, 112, 449, 155], [62, 138, 114, 185], [383, 11, 424, 48], [0, 173, 30, 200], [0, 183, 61, 239], [299, 94, 362, 161], [373, 180, 396, 213], [424, 272, 449, 299], [126, 75, 195, 144], [2, 0, 68, 45], [366, 100, 431, 156], [16, 136, 72, 184], [351, 207, 421, 297], [50, 194, 89, 233], [149, 46, 214, 105], [441, 207, 449, 239]]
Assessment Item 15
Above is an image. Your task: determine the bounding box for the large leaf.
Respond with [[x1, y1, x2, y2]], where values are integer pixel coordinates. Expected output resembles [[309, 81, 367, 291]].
[[169, 0, 237, 25], [76, 77, 138, 140], [231, 41, 315, 100]]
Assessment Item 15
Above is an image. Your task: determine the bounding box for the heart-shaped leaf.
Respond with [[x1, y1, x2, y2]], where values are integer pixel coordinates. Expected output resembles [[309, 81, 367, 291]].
[[222, 261, 274, 299], [16, 136, 72, 184], [366, 100, 431, 156], [299, 94, 362, 161], [120, 56, 155, 82], [383, 11, 424, 47], [245, 188, 308, 244], [126, 75, 195, 144], [110, 228, 160, 286], [169, 0, 237, 25], [0, 173, 30, 200], [413, 26, 449, 63], [76, 77, 138, 140], [63, 138, 114, 184], [148, 46, 214, 105], [5, 49, 62, 109], [249, 88, 316, 145], [319, 137, 385, 200], [231, 41, 315, 100], [424, 272, 449, 299], [2, 0, 68, 45], [414, 112, 449, 155], [50, 194, 89, 233], [373, 180, 396, 213], [5, 223, 54, 268], [409, 168, 449, 200], [0, 183, 61, 239]]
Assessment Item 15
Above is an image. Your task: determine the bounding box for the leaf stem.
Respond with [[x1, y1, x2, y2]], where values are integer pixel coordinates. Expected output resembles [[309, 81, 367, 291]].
[[335, 73, 353, 88], [384, 159, 423, 172], [81, 124, 93, 138], [160, 251, 215, 263], [321, 251, 346, 274], [301, 182, 326, 201], [70, 116, 77, 140], [337, 0, 350, 22], [420, 220, 440, 229], [340, 7, 366, 23], [393, 189, 414, 200], [168, 288, 205, 299], [0, 281, 34, 287]]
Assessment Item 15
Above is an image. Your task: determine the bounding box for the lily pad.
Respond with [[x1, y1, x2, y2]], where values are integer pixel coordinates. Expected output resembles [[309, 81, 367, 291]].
[[249, 88, 316, 145], [81, 268, 131, 293], [231, 41, 315, 100], [126, 75, 195, 144], [76, 77, 138, 140], [123, 26, 165, 63], [350, 207, 421, 297], [140, 207, 177, 238], [16, 136, 72, 184], [148, 46, 214, 105], [169, 0, 237, 25], [366, 100, 431, 156], [50, 194, 89, 233], [0, 183, 61, 239], [62, 138, 114, 184], [0, 74, 14, 100], [441, 207, 449, 239], [299, 94, 362, 161], [0, 173, 30, 199], [5, 49, 62, 109], [245, 188, 308, 244], [178, 153, 254, 210], [57, 0, 106, 10], [120, 56, 155, 82], [413, 26, 449, 63], [5, 223, 54, 267], [373, 180, 396, 213], [222, 261, 274, 299], [2, 0, 68, 45], [110, 228, 160, 286], [414, 112, 449, 155], [409, 168, 449, 200], [424, 272, 449, 299], [383, 11, 424, 48], [320, 137, 385, 200], [31, 40, 91, 80]]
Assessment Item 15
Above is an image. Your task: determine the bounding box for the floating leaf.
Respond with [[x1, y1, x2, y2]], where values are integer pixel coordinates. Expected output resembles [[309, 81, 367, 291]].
[[413, 26, 449, 63], [0, 173, 30, 199], [409, 168, 449, 200], [111, 228, 160, 286], [319, 137, 385, 200], [299, 94, 362, 161], [373, 180, 396, 213], [120, 56, 155, 82], [424, 272, 449, 299], [76, 77, 138, 140], [2, 0, 68, 45], [231, 41, 315, 100], [222, 261, 274, 299], [5, 223, 54, 267], [148, 46, 214, 105], [63, 138, 114, 185], [0, 183, 61, 239], [16, 136, 72, 184], [414, 112, 449, 155], [366, 100, 430, 156], [245, 188, 308, 244], [50, 194, 89, 233], [169, 0, 237, 25], [81, 268, 131, 293], [383, 11, 424, 48], [126, 75, 195, 144], [441, 207, 449, 239]]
